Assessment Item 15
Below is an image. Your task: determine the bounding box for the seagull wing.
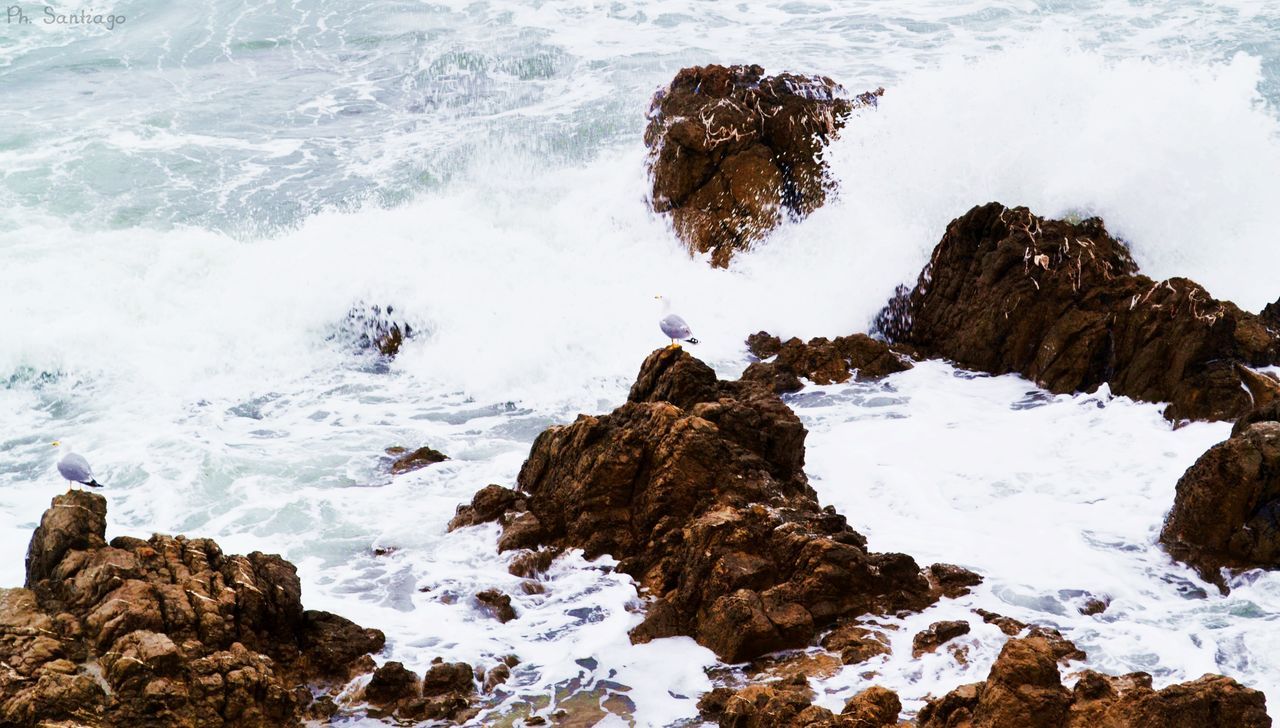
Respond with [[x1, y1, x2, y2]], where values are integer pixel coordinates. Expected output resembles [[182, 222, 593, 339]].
[[58, 453, 94, 483]]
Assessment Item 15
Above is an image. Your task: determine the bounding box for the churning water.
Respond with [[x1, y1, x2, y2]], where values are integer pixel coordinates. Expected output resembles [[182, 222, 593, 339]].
[[3, 1, 1280, 724]]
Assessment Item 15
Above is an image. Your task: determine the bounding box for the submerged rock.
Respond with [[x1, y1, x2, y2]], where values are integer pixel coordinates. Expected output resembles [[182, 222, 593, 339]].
[[385, 445, 449, 475], [3, 490, 419, 727], [917, 636, 1269, 728], [876, 203, 1280, 422], [1160, 417, 1280, 588], [342, 302, 415, 357], [454, 347, 976, 662], [645, 64, 882, 267], [743, 332, 913, 393]]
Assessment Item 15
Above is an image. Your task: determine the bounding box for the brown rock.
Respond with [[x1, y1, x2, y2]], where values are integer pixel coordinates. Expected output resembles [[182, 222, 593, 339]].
[[821, 623, 892, 665], [479, 347, 967, 662], [742, 334, 913, 393], [1160, 420, 1280, 589], [876, 203, 1280, 422], [698, 676, 902, 728], [918, 636, 1270, 728], [912, 620, 971, 657], [841, 685, 902, 727], [386, 445, 448, 475], [364, 661, 419, 707], [475, 589, 518, 623], [1, 491, 438, 728], [449, 484, 522, 530], [645, 64, 882, 266]]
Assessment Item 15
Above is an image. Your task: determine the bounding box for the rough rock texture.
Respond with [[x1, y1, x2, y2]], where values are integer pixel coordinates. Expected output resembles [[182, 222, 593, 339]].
[[645, 64, 882, 267], [1160, 419, 1280, 588], [820, 623, 892, 665], [917, 636, 1270, 728], [474, 589, 518, 623], [697, 675, 901, 727], [363, 659, 477, 723], [456, 347, 976, 662], [743, 332, 913, 393], [385, 445, 449, 475], [876, 203, 1280, 422], [912, 620, 971, 657], [3, 491, 399, 727]]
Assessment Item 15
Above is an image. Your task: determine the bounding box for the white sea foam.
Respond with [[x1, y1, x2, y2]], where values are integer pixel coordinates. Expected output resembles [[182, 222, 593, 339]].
[[3, 9, 1280, 725]]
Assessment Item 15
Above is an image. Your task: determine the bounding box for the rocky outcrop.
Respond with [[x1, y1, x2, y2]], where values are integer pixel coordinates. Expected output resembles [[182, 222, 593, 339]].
[[2, 490, 419, 727], [385, 445, 449, 475], [1160, 418, 1280, 588], [912, 620, 971, 657], [917, 636, 1270, 728], [451, 347, 976, 662], [743, 332, 913, 393], [645, 64, 882, 267], [342, 302, 414, 357], [697, 676, 901, 728], [876, 203, 1280, 422]]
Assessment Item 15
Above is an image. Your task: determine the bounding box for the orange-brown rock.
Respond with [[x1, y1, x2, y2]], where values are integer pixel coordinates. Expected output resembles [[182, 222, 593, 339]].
[[454, 348, 977, 662], [917, 636, 1270, 727], [876, 203, 1280, 422], [3, 490, 421, 727], [645, 64, 881, 267], [697, 675, 901, 727]]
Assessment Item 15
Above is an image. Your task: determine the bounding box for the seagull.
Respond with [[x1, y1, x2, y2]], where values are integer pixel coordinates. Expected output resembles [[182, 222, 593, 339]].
[[655, 295, 700, 349], [52, 442, 103, 491]]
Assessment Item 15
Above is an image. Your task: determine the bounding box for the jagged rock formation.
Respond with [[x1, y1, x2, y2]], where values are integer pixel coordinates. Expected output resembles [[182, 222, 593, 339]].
[[0, 490, 453, 727], [743, 332, 913, 393], [917, 636, 1269, 727], [450, 347, 977, 662], [385, 445, 449, 475], [1160, 414, 1280, 589], [876, 203, 1280, 422], [645, 64, 882, 267], [697, 675, 902, 728]]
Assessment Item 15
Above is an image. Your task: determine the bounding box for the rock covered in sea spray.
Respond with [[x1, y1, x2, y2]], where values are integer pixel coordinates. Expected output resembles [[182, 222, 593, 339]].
[[4, 490, 480, 726], [875, 202, 1280, 422], [451, 346, 978, 662], [644, 64, 882, 267], [917, 636, 1270, 728], [339, 301, 416, 357]]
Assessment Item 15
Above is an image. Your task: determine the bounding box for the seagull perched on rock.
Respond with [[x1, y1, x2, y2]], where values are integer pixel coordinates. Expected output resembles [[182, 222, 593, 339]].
[[52, 442, 103, 490], [655, 295, 700, 349]]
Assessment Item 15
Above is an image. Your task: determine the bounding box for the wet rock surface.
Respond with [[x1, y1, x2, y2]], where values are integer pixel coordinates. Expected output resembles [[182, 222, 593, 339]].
[[1160, 418, 1280, 588], [645, 63, 881, 267], [3, 490, 435, 727], [917, 636, 1270, 728], [385, 445, 449, 475], [912, 620, 971, 657], [342, 302, 415, 357], [877, 202, 1280, 422], [697, 675, 902, 727], [743, 332, 913, 393], [454, 347, 976, 662]]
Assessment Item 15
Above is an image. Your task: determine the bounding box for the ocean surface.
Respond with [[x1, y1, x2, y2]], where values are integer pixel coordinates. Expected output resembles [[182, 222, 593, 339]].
[[3, 0, 1280, 724]]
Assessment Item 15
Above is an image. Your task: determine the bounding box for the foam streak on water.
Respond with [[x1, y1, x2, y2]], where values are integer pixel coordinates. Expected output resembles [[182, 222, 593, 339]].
[[3, 0, 1280, 723]]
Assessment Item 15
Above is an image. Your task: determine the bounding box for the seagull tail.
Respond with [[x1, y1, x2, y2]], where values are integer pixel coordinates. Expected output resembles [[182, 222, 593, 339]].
[[685, 337, 700, 345], [83, 480, 104, 489]]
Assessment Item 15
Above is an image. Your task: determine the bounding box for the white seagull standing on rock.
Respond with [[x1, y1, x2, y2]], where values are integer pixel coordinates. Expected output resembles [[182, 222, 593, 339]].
[[655, 295, 700, 349], [52, 441, 103, 491]]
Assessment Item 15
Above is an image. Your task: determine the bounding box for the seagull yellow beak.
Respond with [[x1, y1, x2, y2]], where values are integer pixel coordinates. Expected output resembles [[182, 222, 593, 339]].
[[51, 441, 60, 447]]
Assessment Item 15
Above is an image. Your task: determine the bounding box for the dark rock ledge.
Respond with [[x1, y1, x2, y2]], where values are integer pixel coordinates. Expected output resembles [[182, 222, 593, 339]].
[[876, 202, 1280, 422]]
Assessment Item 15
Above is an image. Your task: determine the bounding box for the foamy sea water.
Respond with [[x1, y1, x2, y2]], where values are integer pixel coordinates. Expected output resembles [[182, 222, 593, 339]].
[[3, 1, 1280, 724]]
